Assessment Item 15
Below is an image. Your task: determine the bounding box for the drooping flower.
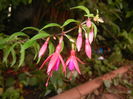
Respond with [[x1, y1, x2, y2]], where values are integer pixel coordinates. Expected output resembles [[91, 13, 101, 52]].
[[76, 26, 82, 52], [66, 50, 84, 74], [85, 38, 92, 59], [86, 18, 92, 28], [38, 37, 50, 58], [89, 29, 94, 44], [39, 36, 66, 86]]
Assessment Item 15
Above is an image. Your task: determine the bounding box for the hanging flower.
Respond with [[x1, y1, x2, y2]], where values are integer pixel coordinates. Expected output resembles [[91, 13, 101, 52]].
[[76, 26, 82, 52], [66, 50, 84, 74], [86, 18, 92, 28], [85, 38, 92, 59], [38, 37, 50, 58], [39, 36, 66, 86], [89, 29, 94, 44]]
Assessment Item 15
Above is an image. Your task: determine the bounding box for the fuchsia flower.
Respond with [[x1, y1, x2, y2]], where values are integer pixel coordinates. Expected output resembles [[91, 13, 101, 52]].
[[89, 29, 94, 44], [76, 27, 82, 52], [85, 38, 92, 59], [66, 50, 84, 74], [86, 18, 92, 28], [39, 36, 66, 86], [38, 37, 50, 58]]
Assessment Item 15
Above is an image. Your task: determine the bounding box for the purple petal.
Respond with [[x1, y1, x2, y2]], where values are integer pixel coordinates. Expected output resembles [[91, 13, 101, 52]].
[[68, 60, 75, 71], [73, 58, 81, 74]]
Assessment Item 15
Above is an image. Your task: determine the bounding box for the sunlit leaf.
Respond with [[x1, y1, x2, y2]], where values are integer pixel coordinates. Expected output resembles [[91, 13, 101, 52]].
[[84, 14, 94, 17], [30, 31, 49, 41], [33, 41, 40, 60], [21, 27, 40, 32], [7, 32, 29, 41], [11, 49, 16, 67], [19, 48, 25, 67], [92, 22, 97, 38], [48, 41, 55, 55], [3, 43, 18, 64], [40, 23, 61, 31], [62, 19, 79, 27], [61, 39, 64, 52], [65, 34, 75, 43], [22, 40, 35, 50], [71, 6, 90, 16]]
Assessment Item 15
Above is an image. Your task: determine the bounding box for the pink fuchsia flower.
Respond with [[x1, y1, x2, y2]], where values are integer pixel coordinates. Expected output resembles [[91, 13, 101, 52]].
[[85, 38, 92, 59], [76, 27, 82, 52], [89, 29, 94, 44], [39, 36, 65, 86], [66, 50, 84, 74], [86, 18, 92, 28], [38, 37, 50, 58]]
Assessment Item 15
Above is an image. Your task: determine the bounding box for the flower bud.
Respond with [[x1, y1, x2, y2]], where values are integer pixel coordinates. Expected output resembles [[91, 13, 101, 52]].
[[38, 37, 50, 58], [76, 27, 82, 52], [89, 29, 94, 44], [85, 39, 91, 59], [86, 18, 92, 28]]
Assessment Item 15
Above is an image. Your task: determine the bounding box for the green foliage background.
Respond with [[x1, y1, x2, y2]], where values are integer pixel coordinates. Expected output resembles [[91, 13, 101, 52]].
[[0, 0, 133, 98]]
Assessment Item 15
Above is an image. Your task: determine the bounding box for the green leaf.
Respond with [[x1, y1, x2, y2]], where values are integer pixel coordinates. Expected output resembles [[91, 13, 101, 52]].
[[7, 32, 29, 41], [30, 31, 49, 41], [0, 44, 5, 49], [62, 19, 79, 27], [33, 41, 40, 60], [37, 57, 41, 64], [3, 43, 18, 64], [11, 49, 17, 67], [21, 27, 40, 32], [84, 14, 94, 17], [0, 38, 9, 45], [21, 31, 49, 51], [19, 31, 49, 67], [19, 48, 25, 67], [92, 22, 97, 38], [22, 40, 35, 50], [40, 23, 61, 31], [71, 6, 90, 16], [19, 40, 36, 67], [48, 41, 55, 55], [61, 39, 64, 52], [65, 34, 75, 43]]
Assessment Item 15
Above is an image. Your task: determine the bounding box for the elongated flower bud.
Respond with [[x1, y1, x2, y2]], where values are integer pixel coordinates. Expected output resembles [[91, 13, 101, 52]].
[[55, 36, 63, 53], [86, 18, 92, 28], [85, 39, 91, 59], [76, 27, 82, 52], [89, 29, 94, 44], [38, 37, 50, 58]]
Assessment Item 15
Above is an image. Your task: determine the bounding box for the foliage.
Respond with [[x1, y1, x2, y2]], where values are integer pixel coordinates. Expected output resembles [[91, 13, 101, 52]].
[[0, 0, 133, 98]]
